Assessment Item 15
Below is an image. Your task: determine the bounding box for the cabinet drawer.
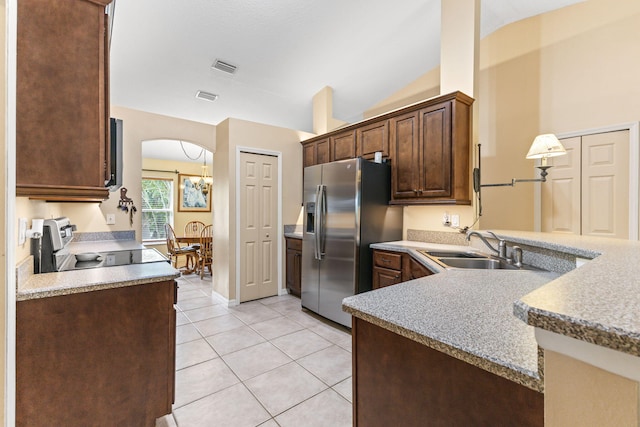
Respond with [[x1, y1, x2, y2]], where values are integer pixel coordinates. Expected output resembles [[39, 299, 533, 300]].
[[286, 237, 302, 251], [373, 250, 402, 270]]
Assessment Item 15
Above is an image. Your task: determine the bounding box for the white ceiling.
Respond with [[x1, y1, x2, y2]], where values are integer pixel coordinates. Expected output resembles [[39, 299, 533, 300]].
[[112, 0, 583, 145]]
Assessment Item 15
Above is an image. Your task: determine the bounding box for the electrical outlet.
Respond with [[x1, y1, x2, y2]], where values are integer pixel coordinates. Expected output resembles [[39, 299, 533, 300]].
[[442, 212, 451, 226], [451, 214, 460, 227], [106, 214, 116, 225], [18, 218, 27, 245]]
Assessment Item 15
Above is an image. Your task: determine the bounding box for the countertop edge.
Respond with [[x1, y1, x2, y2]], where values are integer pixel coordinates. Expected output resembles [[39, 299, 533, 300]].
[[514, 299, 640, 356], [344, 304, 543, 392], [17, 272, 181, 301], [380, 234, 640, 359]]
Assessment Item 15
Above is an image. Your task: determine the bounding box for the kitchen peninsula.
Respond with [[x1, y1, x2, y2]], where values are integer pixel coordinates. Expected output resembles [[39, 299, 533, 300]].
[[15, 236, 180, 427], [343, 231, 640, 426]]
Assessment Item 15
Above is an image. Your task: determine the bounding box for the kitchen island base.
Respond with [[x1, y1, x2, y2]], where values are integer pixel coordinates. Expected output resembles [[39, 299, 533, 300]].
[[16, 280, 177, 427], [353, 318, 543, 426]]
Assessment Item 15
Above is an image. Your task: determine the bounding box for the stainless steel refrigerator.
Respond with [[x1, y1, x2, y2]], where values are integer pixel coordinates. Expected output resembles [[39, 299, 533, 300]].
[[301, 158, 403, 327]]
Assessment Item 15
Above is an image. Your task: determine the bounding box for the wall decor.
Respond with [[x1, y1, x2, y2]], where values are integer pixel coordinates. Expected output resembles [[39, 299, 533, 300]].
[[118, 187, 137, 226], [178, 173, 212, 212]]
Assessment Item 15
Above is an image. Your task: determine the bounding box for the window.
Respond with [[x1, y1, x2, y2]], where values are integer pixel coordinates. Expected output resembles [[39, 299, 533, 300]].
[[141, 178, 173, 242]]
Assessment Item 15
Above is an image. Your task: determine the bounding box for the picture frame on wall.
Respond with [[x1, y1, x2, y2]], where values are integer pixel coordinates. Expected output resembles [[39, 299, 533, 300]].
[[178, 174, 212, 212]]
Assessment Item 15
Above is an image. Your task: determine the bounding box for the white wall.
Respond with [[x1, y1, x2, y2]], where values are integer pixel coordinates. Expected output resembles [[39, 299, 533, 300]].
[[364, 0, 640, 233], [212, 118, 312, 302]]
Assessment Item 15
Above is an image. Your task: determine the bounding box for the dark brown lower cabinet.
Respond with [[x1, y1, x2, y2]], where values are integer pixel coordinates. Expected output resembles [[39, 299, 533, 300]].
[[16, 280, 177, 427], [372, 249, 434, 289], [285, 237, 302, 296], [352, 318, 544, 427]]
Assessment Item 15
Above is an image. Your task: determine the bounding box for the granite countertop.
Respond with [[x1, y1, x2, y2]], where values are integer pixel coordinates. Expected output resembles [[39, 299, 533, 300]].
[[17, 239, 180, 301], [344, 240, 558, 391], [345, 232, 640, 392], [495, 230, 640, 358], [284, 224, 303, 239]]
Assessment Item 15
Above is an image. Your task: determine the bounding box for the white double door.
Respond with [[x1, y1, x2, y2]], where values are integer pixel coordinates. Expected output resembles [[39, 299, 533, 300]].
[[239, 152, 279, 302], [542, 130, 630, 239]]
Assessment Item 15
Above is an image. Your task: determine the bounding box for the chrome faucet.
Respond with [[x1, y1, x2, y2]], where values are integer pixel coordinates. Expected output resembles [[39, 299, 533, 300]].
[[465, 230, 508, 259]]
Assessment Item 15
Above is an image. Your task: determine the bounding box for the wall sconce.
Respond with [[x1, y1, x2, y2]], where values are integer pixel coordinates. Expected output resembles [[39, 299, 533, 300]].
[[472, 134, 567, 217], [474, 134, 567, 188]]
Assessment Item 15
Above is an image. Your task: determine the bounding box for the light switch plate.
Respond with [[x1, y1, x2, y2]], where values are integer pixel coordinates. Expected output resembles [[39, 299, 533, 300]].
[[106, 214, 116, 225], [451, 215, 460, 228], [18, 218, 27, 245]]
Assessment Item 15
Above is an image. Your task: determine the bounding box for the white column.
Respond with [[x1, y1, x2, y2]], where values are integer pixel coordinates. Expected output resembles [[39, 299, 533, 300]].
[[440, 0, 480, 97]]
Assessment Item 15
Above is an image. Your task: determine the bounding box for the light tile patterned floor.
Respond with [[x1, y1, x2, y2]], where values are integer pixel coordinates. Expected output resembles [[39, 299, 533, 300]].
[[157, 274, 353, 427]]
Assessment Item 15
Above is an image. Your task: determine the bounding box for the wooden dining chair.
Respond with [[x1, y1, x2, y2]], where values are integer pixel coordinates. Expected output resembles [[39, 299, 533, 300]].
[[198, 225, 213, 279], [184, 221, 206, 249], [165, 223, 198, 272]]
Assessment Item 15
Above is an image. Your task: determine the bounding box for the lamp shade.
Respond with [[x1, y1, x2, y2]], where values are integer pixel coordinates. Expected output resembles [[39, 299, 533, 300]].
[[525, 134, 566, 159]]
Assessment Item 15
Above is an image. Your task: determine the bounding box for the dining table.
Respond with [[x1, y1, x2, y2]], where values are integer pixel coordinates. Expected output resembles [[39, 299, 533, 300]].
[[175, 235, 212, 275]]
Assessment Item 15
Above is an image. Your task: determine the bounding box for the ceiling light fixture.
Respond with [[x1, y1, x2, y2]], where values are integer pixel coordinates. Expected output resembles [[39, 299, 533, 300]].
[[195, 90, 219, 102], [212, 59, 237, 74]]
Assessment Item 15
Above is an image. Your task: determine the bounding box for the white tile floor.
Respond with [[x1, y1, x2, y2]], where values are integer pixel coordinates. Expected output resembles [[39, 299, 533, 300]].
[[157, 274, 353, 427]]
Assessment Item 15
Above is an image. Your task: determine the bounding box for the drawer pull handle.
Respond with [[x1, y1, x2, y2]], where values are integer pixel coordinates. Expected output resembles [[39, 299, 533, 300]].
[[382, 259, 391, 263]]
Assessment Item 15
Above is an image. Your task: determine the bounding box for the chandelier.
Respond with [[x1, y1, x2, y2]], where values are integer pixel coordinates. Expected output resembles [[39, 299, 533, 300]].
[[180, 141, 213, 196], [195, 157, 212, 196]]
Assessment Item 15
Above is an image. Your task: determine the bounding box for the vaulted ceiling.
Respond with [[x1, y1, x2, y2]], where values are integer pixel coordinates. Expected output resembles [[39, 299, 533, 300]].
[[112, 0, 584, 135]]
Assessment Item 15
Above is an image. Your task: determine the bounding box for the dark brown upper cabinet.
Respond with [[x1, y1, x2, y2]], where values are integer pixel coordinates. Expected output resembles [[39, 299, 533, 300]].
[[16, 0, 112, 201], [300, 91, 473, 205]]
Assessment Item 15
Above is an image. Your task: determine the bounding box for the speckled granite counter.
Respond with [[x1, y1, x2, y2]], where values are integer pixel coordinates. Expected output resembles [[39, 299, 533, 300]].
[[284, 224, 303, 239], [344, 231, 640, 392], [495, 230, 640, 358], [344, 241, 558, 391], [17, 239, 180, 301]]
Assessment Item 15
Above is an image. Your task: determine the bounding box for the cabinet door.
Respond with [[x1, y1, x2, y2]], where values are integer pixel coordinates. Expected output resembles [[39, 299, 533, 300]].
[[303, 143, 317, 168], [357, 120, 389, 160], [403, 256, 434, 281], [286, 238, 302, 296], [16, 0, 111, 201], [330, 131, 356, 161], [317, 139, 330, 164], [372, 266, 402, 289], [390, 111, 421, 200], [286, 248, 298, 295], [373, 250, 403, 270], [420, 101, 452, 198], [293, 250, 302, 296], [17, 280, 175, 426]]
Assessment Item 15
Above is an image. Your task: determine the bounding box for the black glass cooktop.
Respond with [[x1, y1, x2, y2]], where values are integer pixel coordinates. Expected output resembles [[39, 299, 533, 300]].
[[58, 248, 168, 272]]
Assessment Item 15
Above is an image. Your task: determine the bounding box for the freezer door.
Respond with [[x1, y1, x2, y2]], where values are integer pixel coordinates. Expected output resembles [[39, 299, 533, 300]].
[[301, 164, 322, 313], [318, 159, 359, 327]]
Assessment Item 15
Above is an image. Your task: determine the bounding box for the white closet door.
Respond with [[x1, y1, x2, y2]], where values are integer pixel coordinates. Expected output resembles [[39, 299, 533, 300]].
[[542, 130, 629, 239], [581, 131, 629, 239], [542, 137, 581, 235]]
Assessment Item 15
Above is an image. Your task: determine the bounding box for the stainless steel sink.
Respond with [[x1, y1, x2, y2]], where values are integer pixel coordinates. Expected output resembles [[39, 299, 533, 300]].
[[435, 257, 519, 270], [420, 250, 486, 259], [417, 249, 542, 271]]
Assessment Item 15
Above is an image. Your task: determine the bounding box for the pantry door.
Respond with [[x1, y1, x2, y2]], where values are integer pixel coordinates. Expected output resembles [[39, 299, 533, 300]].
[[542, 130, 630, 239], [239, 152, 279, 302]]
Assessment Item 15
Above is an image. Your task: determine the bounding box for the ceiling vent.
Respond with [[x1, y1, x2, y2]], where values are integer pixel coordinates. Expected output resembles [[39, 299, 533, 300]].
[[212, 59, 237, 74], [195, 90, 219, 102]]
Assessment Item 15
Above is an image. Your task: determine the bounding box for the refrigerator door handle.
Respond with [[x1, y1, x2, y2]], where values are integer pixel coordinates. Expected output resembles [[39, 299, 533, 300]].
[[314, 184, 322, 260], [318, 184, 327, 259]]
